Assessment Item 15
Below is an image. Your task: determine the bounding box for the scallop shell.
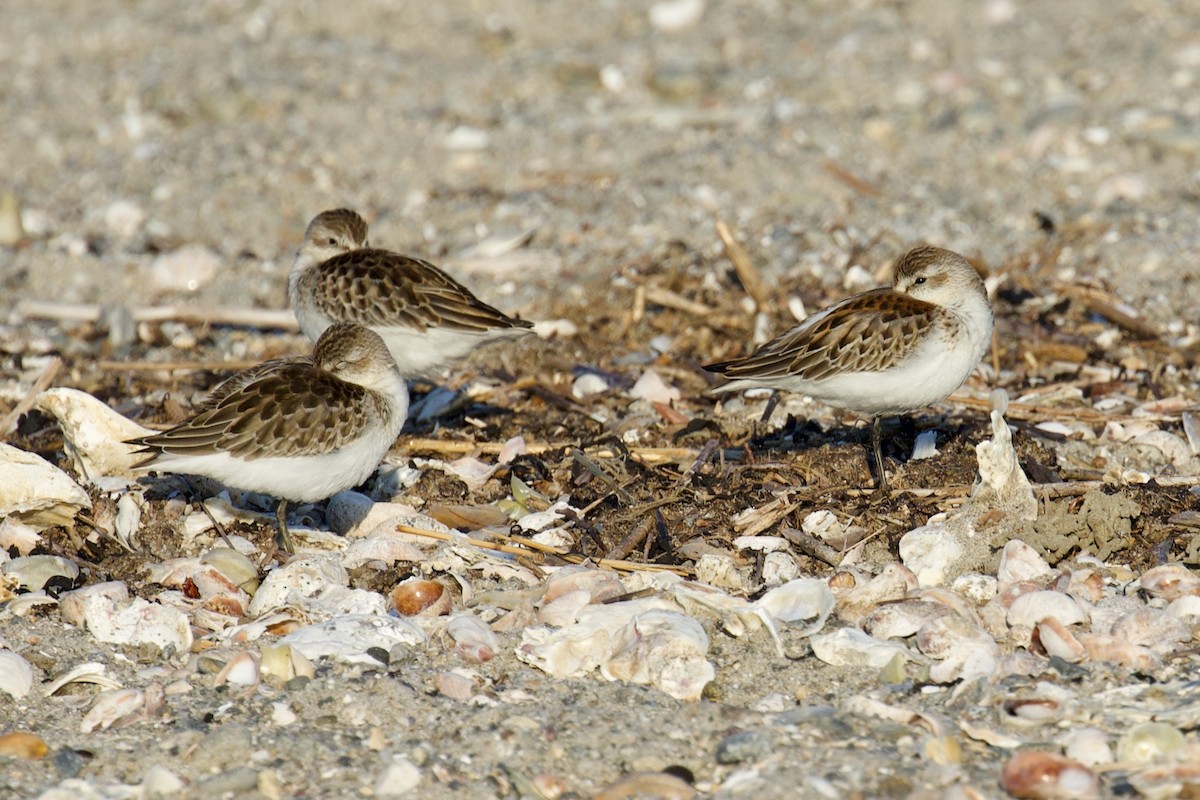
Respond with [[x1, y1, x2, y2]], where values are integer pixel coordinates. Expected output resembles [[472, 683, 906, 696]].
[[0, 443, 91, 530], [33, 387, 152, 481]]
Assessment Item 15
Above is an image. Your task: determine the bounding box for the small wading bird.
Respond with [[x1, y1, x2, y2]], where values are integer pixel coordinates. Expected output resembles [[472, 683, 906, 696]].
[[128, 322, 409, 553], [706, 245, 994, 490], [289, 208, 534, 377]]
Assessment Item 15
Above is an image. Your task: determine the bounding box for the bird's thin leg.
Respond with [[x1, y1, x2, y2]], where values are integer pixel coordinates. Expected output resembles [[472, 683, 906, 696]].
[[759, 391, 781, 424], [871, 416, 889, 492], [275, 498, 295, 554]]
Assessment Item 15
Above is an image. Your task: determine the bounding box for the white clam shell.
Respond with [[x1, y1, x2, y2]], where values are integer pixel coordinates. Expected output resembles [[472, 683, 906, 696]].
[[3, 554, 79, 592], [1165, 595, 1200, 627], [341, 532, 428, 569], [542, 566, 626, 605], [33, 387, 152, 481], [214, 650, 261, 687], [278, 614, 425, 665], [80, 687, 146, 732], [1137, 564, 1200, 601], [0, 649, 35, 699], [79, 594, 194, 653], [810, 627, 911, 669], [1109, 607, 1190, 650], [41, 662, 122, 696], [200, 548, 259, 595], [898, 522, 965, 588], [753, 578, 834, 636], [996, 540, 1053, 585], [445, 614, 500, 663], [601, 609, 713, 702], [862, 600, 951, 640], [0, 442, 92, 529], [248, 554, 349, 617], [916, 615, 1000, 684], [1007, 591, 1088, 629], [1061, 727, 1114, 766], [628, 369, 680, 405], [1035, 617, 1087, 662], [58, 581, 130, 627]]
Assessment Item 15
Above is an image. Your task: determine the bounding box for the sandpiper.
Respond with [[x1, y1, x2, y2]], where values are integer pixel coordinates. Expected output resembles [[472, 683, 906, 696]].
[[129, 322, 409, 553], [288, 208, 534, 376], [706, 245, 994, 489]]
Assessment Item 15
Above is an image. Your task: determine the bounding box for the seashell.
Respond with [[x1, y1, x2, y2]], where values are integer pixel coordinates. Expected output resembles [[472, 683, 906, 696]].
[[761, 551, 800, 587], [0, 731, 49, 759], [999, 751, 1099, 799], [323, 491, 432, 539], [0, 517, 42, 557], [259, 644, 315, 682], [392, 578, 451, 617], [542, 567, 626, 605], [732, 535, 789, 553], [518, 597, 710, 699], [0, 443, 92, 530], [1061, 728, 1113, 766], [600, 609, 713, 702], [80, 688, 146, 732], [863, 600, 951, 640], [1065, 569, 1105, 605], [1109, 607, 1190, 651], [278, 614, 425, 665], [342, 531, 428, 569], [445, 614, 499, 662], [3, 555, 79, 593], [828, 570, 858, 591], [247, 554, 350, 617], [201, 548, 260, 595], [1000, 684, 1071, 728], [41, 662, 122, 696], [594, 771, 696, 800], [1137, 564, 1200, 601], [112, 491, 143, 551], [997, 540, 1054, 585], [436, 669, 477, 701], [917, 587, 987, 627], [538, 589, 593, 627], [951, 573, 999, 604], [916, 615, 1000, 684], [1165, 594, 1200, 627], [898, 522, 965, 587], [1007, 591, 1087, 629], [1116, 722, 1186, 764], [77, 594, 194, 653], [1087, 594, 1145, 636], [753, 578, 834, 637], [1130, 430, 1192, 468], [810, 627, 911, 669], [0, 649, 35, 699], [214, 651, 260, 688], [924, 734, 962, 765], [142, 765, 186, 795], [33, 387, 152, 481], [1077, 633, 1161, 672], [836, 562, 918, 624], [1127, 754, 1200, 799], [628, 369, 680, 405], [58, 581, 129, 627], [1032, 618, 1086, 662]]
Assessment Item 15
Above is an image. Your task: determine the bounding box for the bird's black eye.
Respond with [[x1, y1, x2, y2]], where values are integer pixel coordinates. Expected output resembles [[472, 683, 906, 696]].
[[327, 237, 338, 247], [913, 277, 927, 286]]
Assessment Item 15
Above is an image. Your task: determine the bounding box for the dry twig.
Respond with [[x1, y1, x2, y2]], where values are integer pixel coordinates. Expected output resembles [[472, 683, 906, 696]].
[[716, 219, 769, 309], [0, 356, 62, 435], [17, 300, 299, 330]]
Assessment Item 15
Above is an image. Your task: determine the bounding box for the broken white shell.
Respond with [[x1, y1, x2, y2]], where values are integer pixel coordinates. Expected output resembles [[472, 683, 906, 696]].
[[78, 595, 194, 653], [997, 540, 1053, 585], [59, 582, 130, 627], [600, 609, 713, 702], [1007, 591, 1088, 629], [278, 614, 426, 665], [80, 688, 146, 732], [0, 649, 35, 699], [445, 614, 499, 663], [3, 555, 79, 592], [248, 555, 349, 617], [34, 387, 152, 481], [41, 662, 123, 696], [810, 628, 911, 669], [0, 442, 92, 529]]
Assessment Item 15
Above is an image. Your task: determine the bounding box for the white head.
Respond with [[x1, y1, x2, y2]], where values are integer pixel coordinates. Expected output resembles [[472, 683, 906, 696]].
[[892, 245, 988, 310], [293, 208, 369, 273]]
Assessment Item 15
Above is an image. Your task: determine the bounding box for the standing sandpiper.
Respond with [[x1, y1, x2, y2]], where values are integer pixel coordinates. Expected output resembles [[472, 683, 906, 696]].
[[288, 209, 534, 376], [706, 245, 994, 490], [129, 322, 410, 553]]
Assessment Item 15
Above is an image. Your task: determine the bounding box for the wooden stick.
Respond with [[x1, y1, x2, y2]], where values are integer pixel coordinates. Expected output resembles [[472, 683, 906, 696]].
[[781, 526, 843, 567], [946, 392, 1171, 423], [97, 359, 263, 373], [400, 437, 702, 465], [0, 356, 62, 435], [716, 219, 769, 308], [1056, 284, 1159, 340], [17, 300, 299, 331], [642, 286, 716, 317]]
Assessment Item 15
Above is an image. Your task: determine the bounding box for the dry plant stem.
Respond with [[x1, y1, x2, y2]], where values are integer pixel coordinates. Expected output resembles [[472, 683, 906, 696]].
[[781, 526, 843, 567], [395, 523, 691, 575], [946, 392, 1168, 423], [821, 159, 884, 196], [98, 359, 263, 373], [0, 355, 62, 435], [400, 437, 701, 466], [1056, 284, 1160, 339], [642, 285, 716, 317], [17, 300, 300, 330], [715, 219, 769, 308], [605, 514, 655, 561]]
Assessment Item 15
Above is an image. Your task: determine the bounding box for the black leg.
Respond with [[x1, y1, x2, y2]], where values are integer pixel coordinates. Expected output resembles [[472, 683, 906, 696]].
[[759, 390, 780, 424], [275, 498, 295, 554], [870, 416, 889, 492]]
